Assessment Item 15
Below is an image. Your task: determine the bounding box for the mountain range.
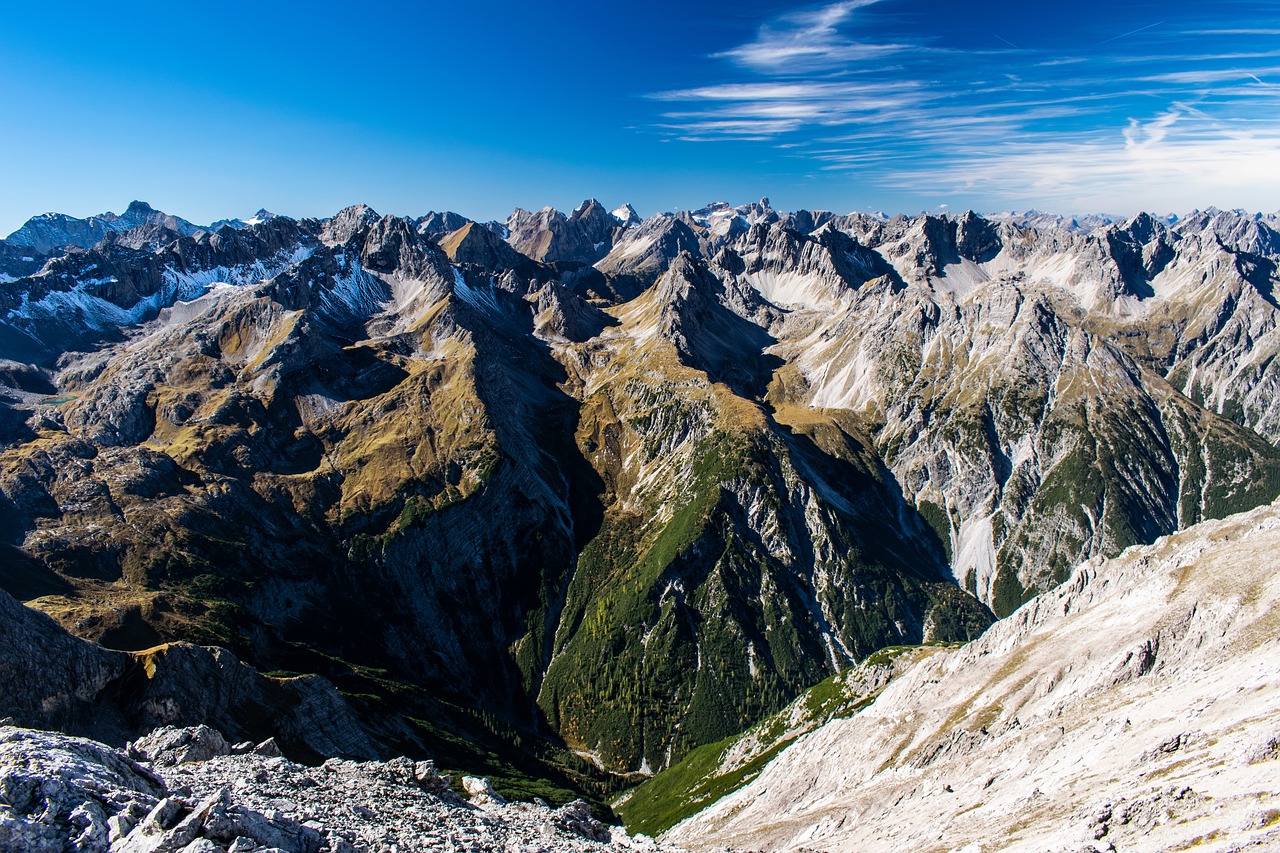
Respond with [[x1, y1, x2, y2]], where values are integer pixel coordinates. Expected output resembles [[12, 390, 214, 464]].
[[2, 195, 1279, 816]]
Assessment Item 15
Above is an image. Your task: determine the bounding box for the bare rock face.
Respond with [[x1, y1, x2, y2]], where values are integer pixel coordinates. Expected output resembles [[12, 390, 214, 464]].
[[439, 221, 539, 275], [415, 210, 471, 238], [461, 775, 506, 805], [0, 725, 671, 853], [5, 201, 202, 255], [319, 204, 379, 247], [505, 201, 619, 265], [595, 215, 701, 282], [571, 199, 621, 250], [0, 584, 133, 739]]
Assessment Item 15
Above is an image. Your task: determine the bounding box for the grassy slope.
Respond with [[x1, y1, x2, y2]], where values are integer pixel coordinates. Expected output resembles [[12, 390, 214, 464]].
[[615, 643, 955, 837]]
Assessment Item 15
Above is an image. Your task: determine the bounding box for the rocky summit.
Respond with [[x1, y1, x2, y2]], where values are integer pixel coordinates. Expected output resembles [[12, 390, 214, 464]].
[[2, 196, 1280, 841], [0, 724, 668, 853]]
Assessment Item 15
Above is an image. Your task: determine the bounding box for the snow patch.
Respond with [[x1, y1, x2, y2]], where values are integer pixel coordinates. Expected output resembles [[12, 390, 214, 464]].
[[320, 267, 387, 319]]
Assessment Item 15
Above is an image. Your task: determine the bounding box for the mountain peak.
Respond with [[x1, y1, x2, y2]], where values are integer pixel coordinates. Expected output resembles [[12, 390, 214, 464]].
[[571, 198, 601, 217], [4, 200, 199, 252], [611, 203, 641, 227], [321, 203, 380, 245], [439, 220, 536, 272]]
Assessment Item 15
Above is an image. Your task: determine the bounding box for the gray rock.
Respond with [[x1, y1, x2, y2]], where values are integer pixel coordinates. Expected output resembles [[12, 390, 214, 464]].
[[553, 800, 611, 843], [109, 812, 138, 842], [0, 727, 164, 853], [202, 793, 321, 853], [461, 776, 506, 805], [132, 726, 232, 767], [251, 739, 282, 759], [412, 760, 450, 794], [0, 589, 380, 763], [179, 839, 224, 853], [115, 796, 191, 853], [2, 713, 678, 853]]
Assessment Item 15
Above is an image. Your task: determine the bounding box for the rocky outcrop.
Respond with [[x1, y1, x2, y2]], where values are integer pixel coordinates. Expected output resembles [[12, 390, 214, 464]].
[[414, 210, 471, 237], [129, 726, 232, 766], [0, 727, 165, 853], [530, 282, 616, 342], [319, 204, 379, 247], [611, 204, 642, 229], [0, 217, 318, 363], [572, 199, 621, 249], [0, 585, 133, 740], [438, 221, 540, 276], [594, 215, 701, 283], [0, 725, 669, 853]]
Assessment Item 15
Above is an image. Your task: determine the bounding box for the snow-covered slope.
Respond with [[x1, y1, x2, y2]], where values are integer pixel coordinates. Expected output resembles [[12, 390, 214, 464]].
[[667, 498, 1280, 853]]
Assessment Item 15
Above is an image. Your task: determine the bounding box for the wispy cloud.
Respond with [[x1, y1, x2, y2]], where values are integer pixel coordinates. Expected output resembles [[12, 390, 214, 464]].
[[644, 0, 1280, 211], [650, 80, 922, 104], [713, 0, 911, 72], [1185, 29, 1280, 36], [890, 125, 1280, 213], [1139, 65, 1280, 84]]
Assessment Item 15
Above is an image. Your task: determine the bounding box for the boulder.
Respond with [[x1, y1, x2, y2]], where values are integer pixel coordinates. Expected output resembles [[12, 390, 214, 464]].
[[461, 776, 506, 805], [130, 726, 232, 767]]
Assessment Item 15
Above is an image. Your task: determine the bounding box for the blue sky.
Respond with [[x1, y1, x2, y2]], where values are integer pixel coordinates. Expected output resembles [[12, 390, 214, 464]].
[[1, 0, 1278, 234]]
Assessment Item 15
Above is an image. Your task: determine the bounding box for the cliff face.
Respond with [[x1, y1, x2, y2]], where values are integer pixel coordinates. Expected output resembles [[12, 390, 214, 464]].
[[2, 201, 1279, 777]]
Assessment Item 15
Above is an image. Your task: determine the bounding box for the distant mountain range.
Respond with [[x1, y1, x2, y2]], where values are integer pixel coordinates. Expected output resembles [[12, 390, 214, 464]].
[[11, 198, 1279, 257], [2, 195, 1279, 807]]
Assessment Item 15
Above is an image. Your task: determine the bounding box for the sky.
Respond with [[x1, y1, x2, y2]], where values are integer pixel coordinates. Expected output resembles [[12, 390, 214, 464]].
[[1, 0, 1279, 234]]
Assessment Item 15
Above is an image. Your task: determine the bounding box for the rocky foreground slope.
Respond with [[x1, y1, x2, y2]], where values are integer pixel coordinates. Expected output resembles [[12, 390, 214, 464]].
[[0, 724, 665, 853], [663, 498, 1280, 853]]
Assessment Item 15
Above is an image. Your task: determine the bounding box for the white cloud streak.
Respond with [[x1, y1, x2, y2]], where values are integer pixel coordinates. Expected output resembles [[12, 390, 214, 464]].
[[890, 128, 1280, 213], [713, 0, 910, 71]]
